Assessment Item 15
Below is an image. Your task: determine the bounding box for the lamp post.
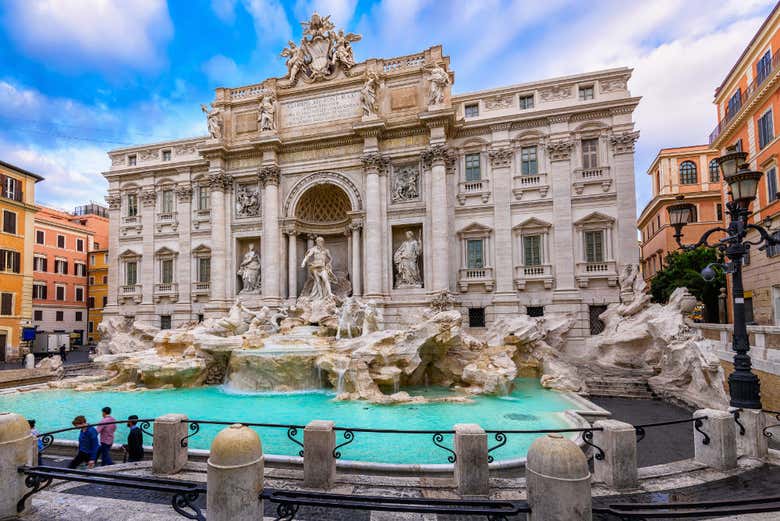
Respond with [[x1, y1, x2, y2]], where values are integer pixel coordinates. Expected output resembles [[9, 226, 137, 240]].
[[668, 147, 776, 410]]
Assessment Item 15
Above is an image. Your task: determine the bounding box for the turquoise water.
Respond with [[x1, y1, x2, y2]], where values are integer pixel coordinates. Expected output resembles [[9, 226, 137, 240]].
[[0, 379, 578, 464]]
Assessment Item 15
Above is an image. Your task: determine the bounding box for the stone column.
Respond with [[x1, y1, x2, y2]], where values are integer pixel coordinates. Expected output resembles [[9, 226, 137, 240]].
[[207, 424, 263, 521], [489, 146, 514, 295], [350, 222, 362, 297], [208, 170, 231, 308], [287, 230, 298, 299], [693, 409, 737, 471], [546, 139, 576, 291], [526, 433, 592, 521], [454, 424, 489, 496], [152, 413, 189, 475], [593, 419, 637, 490], [0, 413, 34, 518], [303, 420, 336, 489], [260, 166, 281, 303], [735, 409, 768, 459], [609, 131, 640, 266], [423, 145, 452, 292], [176, 180, 193, 318], [362, 153, 387, 298], [103, 191, 122, 318], [139, 187, 157, 306]]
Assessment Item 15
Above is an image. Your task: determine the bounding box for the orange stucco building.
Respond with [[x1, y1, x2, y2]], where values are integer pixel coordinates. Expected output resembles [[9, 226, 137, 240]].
[[710, 3, 780, 325], [0, 159, 42, 362], [638, 145, 722, 282]]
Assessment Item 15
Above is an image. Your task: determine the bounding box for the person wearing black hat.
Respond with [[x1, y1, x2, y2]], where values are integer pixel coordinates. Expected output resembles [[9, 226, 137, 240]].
[[123, 415, 144, 462]]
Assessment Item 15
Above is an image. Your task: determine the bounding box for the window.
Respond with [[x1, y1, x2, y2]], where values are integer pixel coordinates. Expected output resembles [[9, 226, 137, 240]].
[[716, 203, 723, 221], [709, 159, 720, 182], [198, 257, 211, 283], [128, 154, 137, 166], [757, 50, 772, 84], [55, 311, 63, 322], [758, 109, 774, 149], [589, 305, 608, 335], [32, 283, 47, 299], [527, 306, 544, 317], [36, 230, 44, 244], [160, 315, 172, 330], [2, 210, 17, 234], [103, 276, 107, 284], [584, 230, 605, 263], [75, 238, 84, 252], [75, 287, 84, 302], [1, 293, 13, 315], [0, 250, 20, 273], [55, 286, 65, 301], [126, 261, 138, 285], [33, 255, 47, 272], [74, 263, 86, 277], [523, 235, 542, 266], [465, 153, 481, 181], [518, 94, 534, 109], [198, 186, 210, 210], [127, 194, 138, 217], [466, 239, 484, 269], [160, 259, 174, 284], [161, 189, 174, 213], [464, 104, 479, 117], [197, 314, 204, 323], [582, 138, 599, 169], [34, 310, 43, 321], [88, 276, 94, 285], [88, 296, 95, 308], [768, 167, 778, 203], [57, 234, 65, 248], [520, 146, 538, 175], [679, 161, 697, 184], [90, 254, 95, 266], [75, 311, 83, 321], [578, 85, 594, 100], [467, 308, 486, 328], [727, 89, 742, 117], [54, 259, 68, 274], [102, 296, 108, 307], [768, 231, 780, 257], [88, 322, 94, 333], [3, 177, 21, 201], [162, 149, 172, 161]]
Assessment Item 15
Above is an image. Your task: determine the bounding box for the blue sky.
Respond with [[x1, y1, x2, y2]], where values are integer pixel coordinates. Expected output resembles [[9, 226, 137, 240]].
[[0, 0, 775, 213]]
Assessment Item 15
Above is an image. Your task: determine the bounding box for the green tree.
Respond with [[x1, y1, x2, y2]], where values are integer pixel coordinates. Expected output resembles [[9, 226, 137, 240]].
[[650, 246, 725, 322]]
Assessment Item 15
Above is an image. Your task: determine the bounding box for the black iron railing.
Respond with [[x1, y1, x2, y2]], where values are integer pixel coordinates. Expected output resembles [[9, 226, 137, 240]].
[[762, 410, 780, 438], [633, 416, 710, 445], [732, 409, 746, 436], [179, 420, 306, 456], [484, 427, 605, 463], [331, 427, 457, 462], [36, 419, 154, 451]]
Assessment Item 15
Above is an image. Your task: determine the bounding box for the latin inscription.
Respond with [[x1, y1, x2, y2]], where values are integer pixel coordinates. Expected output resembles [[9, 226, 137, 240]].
[[281, 91, 361, 127]]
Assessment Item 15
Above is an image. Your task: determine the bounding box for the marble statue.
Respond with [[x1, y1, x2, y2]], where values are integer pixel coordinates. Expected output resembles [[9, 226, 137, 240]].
[[392, 165, 419, 202], [238, 244, 261, 293], [281, 40, 306, 85], [394, 230, 422, 288], [258, 95, 276, 131], [361, 300, 382, 336], [336, 297, 361, 339], [300, 236, 335, 300], [360, 72, 379, 117], [236, 185, 260, 217], [332, 29, 361, 69], [201, 104, 222, 140], [428, 64, 450, 106]]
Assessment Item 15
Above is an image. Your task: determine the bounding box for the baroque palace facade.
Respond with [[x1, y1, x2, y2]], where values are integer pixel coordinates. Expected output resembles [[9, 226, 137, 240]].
[[103, 14, 639, 338]]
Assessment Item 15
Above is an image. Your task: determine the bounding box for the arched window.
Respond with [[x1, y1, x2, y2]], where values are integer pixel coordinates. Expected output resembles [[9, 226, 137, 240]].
[[680, 161, 697, 184], [709, 159, 720, 182]]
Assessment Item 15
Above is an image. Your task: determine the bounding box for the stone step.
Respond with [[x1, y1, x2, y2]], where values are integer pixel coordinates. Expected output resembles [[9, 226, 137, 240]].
[[584, 376, 655, 399]]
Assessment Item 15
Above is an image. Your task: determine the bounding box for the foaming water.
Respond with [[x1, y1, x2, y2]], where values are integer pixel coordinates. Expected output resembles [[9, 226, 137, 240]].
[[0, 378, 577, 464]]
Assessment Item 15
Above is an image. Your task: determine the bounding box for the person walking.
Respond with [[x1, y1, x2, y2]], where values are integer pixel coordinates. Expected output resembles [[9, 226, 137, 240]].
[[95, 406, 116, 466], [123, 415, 144, 463], [67, 416, 98, 469], [59, 344, 67, 362], [28, 419, 43, 466]]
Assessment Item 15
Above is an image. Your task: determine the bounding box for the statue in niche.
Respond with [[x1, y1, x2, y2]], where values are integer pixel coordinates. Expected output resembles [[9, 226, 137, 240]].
[[237, 244, 261, 293], [392, 165, 419, 202], [428, 64, 450, 106], [300, 236, 335, 300], [394, 230, 423, 288], [360, 72, 379, 117], [332, 29, 361, 69], [236, 185, 260, 217], [258, 95, 276, 131], [201, 104, 222, 140]]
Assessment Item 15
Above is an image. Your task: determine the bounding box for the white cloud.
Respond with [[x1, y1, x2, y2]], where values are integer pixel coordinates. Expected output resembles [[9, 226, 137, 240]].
[[203, 55, 242, 84], [212, 0, 239, 23], [2, 0, 173, 72], [294, 0, 358, 28], [241, 0, 293, 43]]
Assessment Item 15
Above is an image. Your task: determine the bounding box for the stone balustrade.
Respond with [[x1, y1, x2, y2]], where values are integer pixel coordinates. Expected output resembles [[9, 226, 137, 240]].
[[514, 264, 554, 290]]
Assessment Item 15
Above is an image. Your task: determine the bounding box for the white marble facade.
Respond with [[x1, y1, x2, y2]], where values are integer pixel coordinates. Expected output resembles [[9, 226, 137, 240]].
[[102, 16, 639, 338]]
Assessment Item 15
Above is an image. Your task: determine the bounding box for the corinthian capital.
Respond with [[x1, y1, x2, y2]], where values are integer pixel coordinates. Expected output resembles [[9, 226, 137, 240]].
[[105, 192, 121, 210], [421, 144, 453, 168], [545, 139, 574, 162], [488, 147, 513, 168], [609, 131, 640, 155], [259, 165, 281, 186], [175, 183, 193, 202], [361, 152, 389, 174], [140, 189, 157, 207], [207, 170, 233, 192]]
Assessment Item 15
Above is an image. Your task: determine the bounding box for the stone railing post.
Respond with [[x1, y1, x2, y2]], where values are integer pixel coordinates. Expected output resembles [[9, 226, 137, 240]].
[[152, 414, 189, 475], [733, 409, 768, 459], [693, 409, 737, 471], [593, 420, 637, 490], [207, 424, 263, 521], [0, 413, 35, 518], [454, 424, 489, 496], [526, 433, 591, 521], [304, 420, 336, 489]]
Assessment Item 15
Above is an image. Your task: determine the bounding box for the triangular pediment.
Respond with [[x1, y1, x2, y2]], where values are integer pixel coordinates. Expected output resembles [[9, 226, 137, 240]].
[[574, 211, 615, 226], [154, 246, 178, 257], [457, 222, 493, 236], [192, 244, 212, 255], [118, 248, 141, 259], [513, 217, 552, 231]]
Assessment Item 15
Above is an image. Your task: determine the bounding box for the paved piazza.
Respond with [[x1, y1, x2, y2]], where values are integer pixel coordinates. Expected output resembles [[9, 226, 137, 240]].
[[102, 14, 639, 337]]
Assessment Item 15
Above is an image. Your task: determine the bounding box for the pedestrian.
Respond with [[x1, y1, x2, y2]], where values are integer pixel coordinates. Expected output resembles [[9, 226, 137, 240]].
[[123, 415, 144, 463], [28, 419, 43, 466], [95, 406, 116, 466], [59, 344, 67, 362], [67, 416, 98, 469]]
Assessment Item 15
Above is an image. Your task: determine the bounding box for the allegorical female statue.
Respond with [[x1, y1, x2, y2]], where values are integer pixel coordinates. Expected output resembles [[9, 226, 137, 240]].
[[428, 64, 450, 106], [300, 236, 335, 300], [258, 95, 276, 131], [393, 230, 422, 288], [237, 244, 261, 293], [201, 103, 222, 140]]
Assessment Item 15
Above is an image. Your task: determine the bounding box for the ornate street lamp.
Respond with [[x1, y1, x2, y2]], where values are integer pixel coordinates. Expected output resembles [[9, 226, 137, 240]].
[[668, 146, 777, 409]]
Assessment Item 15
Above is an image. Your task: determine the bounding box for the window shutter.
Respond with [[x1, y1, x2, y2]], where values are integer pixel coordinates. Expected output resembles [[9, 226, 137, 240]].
[[42, 258, 47, 272], [64, 261, 68, 275], [0, 175, 6, 198], [0, 250, 5, 271], [14, 180, 22, 201], [12, 251, 20, 273]]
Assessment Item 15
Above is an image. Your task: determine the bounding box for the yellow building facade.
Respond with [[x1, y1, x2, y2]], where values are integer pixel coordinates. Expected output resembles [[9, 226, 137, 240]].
[[0, 159, 42, 362], [87, 248, 108, 344]]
